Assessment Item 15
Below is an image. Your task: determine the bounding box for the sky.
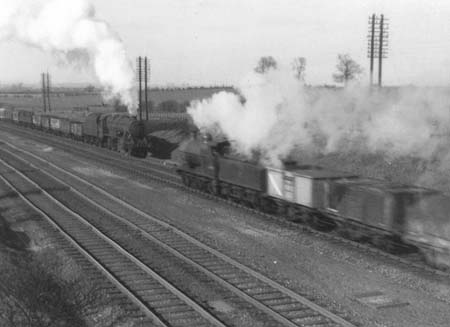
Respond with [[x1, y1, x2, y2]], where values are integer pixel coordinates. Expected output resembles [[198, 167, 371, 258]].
[[0, 0, 449, 87]]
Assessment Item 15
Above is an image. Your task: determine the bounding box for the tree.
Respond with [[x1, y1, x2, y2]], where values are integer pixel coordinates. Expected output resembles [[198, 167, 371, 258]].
[[291, 57, 306, 81], [332, 54, 363, 86], [254, 56, 278, 74]]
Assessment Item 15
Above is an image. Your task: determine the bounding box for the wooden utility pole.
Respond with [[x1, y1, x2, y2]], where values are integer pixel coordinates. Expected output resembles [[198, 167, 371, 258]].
[[144, 57, 149, 120], [378, 14, 385, 87], [46, 72, 51, 112], [137, 56, 142, 120], [41, 73, 47, 112], [368, 14, 376, 86], [367, 14, 389, 87]]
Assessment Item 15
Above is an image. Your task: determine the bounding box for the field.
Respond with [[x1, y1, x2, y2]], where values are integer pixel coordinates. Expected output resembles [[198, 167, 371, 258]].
[[0, 86, 235, 112], [0, 93, 103, 110], [147, 86, 235, 106]]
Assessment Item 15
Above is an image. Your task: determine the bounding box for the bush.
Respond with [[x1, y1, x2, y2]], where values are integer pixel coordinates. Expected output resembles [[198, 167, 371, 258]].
[[0, 248, 125, 327]]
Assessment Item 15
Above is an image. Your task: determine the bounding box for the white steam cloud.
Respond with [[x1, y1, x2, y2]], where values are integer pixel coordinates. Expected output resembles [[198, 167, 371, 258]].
[[0, 0, 136, 112], [188, 66, 450, 169]]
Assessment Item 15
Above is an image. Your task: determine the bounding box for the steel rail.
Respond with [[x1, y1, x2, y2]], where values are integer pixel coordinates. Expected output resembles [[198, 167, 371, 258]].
[[2, 140, 357, 327], [0, 155, 227, 327], [0, 162, 169, 327], [0, 122, 178, 181]]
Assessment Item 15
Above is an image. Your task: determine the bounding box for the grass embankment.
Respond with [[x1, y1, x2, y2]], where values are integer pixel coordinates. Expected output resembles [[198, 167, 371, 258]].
[[0, 188, 138, 327]]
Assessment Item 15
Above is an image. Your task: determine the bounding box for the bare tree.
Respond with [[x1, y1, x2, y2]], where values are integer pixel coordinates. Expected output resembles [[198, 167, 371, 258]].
[[254, 56, 277, 74], [291, 57, 306, 81], [332, 54, 363, 86]]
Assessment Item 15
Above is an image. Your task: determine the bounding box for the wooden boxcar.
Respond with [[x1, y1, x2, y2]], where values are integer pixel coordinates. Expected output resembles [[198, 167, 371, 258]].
[[59, 117, 71, 136], [267, 167, 356, 209], [32, 112, 42, 128], [326, 178, 430, 234], [18, 109, 33, 127], [12, 110, 19, 122], [70, 121, 83, 140], [41, 114, 51, 131], [3, 108, 14, 121], [0, 108, 7, 120]]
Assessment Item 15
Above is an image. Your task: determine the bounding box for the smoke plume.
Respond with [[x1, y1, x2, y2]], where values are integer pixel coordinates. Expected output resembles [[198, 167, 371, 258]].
[[0, 0, 136, 112], [188, 66, 450, 171]]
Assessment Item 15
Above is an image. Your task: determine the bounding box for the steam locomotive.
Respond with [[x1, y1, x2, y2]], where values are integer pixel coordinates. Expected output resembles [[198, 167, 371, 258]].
[[175, 133, 450, 268], [0, 107, 193, 158]]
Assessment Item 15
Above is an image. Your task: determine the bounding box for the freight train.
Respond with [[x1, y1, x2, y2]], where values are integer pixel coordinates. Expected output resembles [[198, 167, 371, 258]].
[[0, 107, 193, 158], [175, 133, 450, 268], [2, 106, 449, 269]]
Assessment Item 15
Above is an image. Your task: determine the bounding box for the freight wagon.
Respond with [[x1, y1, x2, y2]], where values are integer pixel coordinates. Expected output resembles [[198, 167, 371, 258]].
[[0, 108, 7, 120], [70, 121, 83, 140], [12, 110, 19, 122], [326, 179, 434, 236], [32, 112, 42, 128], [41, 114, 51, 131], [18, 110, 33, 127]]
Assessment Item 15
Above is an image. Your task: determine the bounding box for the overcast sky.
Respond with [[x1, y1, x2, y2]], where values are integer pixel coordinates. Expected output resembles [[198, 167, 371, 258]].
[[0, 0, 449, 86]]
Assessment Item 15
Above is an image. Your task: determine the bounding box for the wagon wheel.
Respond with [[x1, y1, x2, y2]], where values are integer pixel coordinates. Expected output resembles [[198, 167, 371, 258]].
[[309, 212, 335, 232], [107, 138, 112, 150], [246, 198, 257, 209], [194, 178, 202, 190], [218, 185, 229, 199], [285, 205, 302, 222], [260, 198, 277, 214], [206, 182, 215, 194], [136, 147, 148, 158]]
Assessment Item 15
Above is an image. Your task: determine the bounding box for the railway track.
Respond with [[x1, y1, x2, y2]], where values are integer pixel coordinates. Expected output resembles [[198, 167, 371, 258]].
[[0, 135, 357, 326], [1, 121, 449, 279], [0, 122, 181, 185], [0, 150, 229, 327]]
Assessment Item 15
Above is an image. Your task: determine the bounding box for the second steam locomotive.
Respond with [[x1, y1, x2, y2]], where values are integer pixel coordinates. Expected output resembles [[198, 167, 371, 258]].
[[175, 133, 450, 269]]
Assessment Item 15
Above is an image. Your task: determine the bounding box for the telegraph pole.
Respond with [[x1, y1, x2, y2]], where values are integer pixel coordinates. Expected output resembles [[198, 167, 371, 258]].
[[137, 56, 150, 119], [144, 57, 149, 120], [46, 72, 51, 112], [137, 56, 142, 120], [367, 14, 376, 86], [41, 73, 47, 112], [378, 14, 385, 87], [367, 14, 389, 87]]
